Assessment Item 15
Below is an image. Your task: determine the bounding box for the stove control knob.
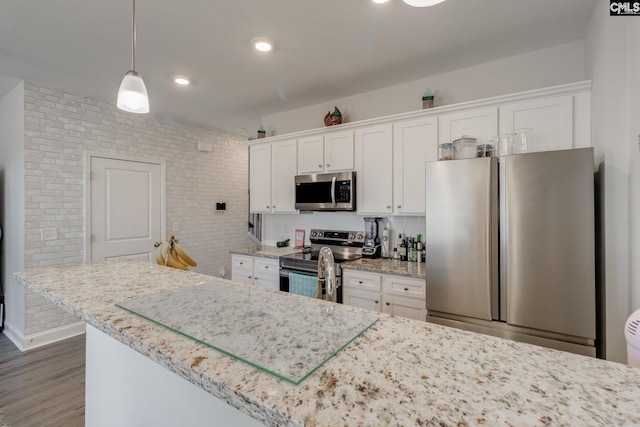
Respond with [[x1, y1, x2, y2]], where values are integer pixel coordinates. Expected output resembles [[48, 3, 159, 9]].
[[317, 232, 323, 238], [311, 231, 317, 238]]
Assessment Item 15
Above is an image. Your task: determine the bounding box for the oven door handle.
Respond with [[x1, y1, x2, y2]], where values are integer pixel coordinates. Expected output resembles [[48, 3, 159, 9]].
[[279, 267, 318, 277], [331, 176, 336, 207]]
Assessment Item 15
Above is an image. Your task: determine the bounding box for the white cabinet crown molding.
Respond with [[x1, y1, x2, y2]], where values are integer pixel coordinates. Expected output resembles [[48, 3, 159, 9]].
[[250, 80, 592, 145]]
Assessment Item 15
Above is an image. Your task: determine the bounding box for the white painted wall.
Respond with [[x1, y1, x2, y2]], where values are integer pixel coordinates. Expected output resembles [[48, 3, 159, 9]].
[[584, 0, 639, 363], [262, 41, 585, 135], [0, 81, 26, 344], [629, 16, 640, 324]]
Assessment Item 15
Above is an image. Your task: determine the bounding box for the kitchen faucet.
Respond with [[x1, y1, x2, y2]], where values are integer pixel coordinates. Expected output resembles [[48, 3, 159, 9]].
[[317, 247, 336, 304]]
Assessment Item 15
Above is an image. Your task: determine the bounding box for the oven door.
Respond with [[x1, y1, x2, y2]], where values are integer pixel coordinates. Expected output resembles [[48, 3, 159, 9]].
[[279, 268, 342, 303]]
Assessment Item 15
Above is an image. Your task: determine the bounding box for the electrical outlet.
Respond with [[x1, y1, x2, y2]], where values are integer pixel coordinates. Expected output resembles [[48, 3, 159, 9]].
[[173, 223, 180, 232], [41, 228, 57, 241]]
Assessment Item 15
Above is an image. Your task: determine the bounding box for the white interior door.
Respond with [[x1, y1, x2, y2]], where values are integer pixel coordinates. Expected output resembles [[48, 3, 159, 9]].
[[90, 157, 163, 262]]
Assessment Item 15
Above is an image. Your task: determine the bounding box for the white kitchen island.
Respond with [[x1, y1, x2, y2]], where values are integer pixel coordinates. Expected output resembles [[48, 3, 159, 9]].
[[14, 259, 640, 426]]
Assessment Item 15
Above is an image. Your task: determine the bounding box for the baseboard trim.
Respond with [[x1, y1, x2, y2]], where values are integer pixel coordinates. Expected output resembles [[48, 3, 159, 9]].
[[21, 322, 86, 351], [2, 321, 26, 351]]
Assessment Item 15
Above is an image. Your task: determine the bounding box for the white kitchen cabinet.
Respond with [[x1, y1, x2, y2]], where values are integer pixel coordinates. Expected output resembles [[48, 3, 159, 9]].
[[249, 140, 297, 214], [342, 287, 382, 312], [252, 258, 280, 290], [355, 124, 393, 215], [392, 117, 438, 215], [271, 139, 297, 212], [382, 294, 426, 321], [231, 255, 254, 285], [249, 144, 272, 213], [438, 107, 498, 146], [231, 255, 279, 290], [342, 270, 382, 311], [297, 131, 354, 174], [499, 94, 573, 152], [343, 269, 426, 322], [382, 275, 426, 321]]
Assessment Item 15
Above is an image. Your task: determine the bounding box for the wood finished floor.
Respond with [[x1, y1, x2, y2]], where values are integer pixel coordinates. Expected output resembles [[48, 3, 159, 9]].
[[0, 333, 85, 427]]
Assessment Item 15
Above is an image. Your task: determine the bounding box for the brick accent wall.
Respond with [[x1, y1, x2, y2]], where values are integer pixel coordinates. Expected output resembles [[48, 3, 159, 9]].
[[22, 82, 251, 335]]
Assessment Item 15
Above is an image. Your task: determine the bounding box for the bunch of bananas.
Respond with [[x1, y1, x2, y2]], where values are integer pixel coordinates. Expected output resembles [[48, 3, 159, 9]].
[[156, 235, 197, 270]]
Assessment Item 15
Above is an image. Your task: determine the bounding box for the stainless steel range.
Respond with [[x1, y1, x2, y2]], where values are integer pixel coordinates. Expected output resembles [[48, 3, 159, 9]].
[[279, 229, 364, 303]]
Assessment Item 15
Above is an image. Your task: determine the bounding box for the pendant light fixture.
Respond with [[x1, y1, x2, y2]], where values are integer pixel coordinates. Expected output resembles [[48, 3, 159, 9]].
[[117, 0, 149, 113], [403, 0, 447, 6]]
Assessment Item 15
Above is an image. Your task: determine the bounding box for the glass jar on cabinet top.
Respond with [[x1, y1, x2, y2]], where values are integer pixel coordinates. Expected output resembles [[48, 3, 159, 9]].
[[439, 143, 453, 160], [452, 136, 478, 159]]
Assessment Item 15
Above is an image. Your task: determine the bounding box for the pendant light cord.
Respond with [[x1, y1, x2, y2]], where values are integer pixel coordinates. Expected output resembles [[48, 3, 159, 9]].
[[132, 0, 136, 71]]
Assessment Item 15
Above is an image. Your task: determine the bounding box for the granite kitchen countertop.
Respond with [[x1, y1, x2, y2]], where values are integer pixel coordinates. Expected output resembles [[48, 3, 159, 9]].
[[229, 245, 300, 259], [342, 257, 426, 279], [14, 259, 640, 426]]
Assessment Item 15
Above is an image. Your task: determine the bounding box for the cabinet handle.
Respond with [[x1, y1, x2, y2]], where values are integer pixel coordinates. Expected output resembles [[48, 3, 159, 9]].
[[358, 280, 364, 284], [318, 164, 322, 168], [326, 163, 330, 167], [248, 276, 252, 279], [272, 205, 276, 208], [266, 205, 270, 209], [375, 300, 379, 304], [397, 205, 402, 208], [386, 302, 390, 306], [239, 262, 243, 265], [404, 287, 409, 291], [386, 205, 391, 209], [264, 266, 269, 269]]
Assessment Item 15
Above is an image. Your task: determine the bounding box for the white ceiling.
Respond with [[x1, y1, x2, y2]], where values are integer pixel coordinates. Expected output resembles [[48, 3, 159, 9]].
[[0, 0, 596, 136]]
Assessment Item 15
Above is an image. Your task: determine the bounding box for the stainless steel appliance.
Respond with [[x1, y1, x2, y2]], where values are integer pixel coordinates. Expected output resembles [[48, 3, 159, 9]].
[[280, 229, 364, 302], [425, 148, 597, 356], [362, 217, 381, 259], [294, 172, 356, 211]]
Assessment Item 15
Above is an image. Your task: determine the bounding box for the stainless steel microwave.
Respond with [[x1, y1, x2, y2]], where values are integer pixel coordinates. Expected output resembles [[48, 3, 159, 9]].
[[294, 171, 356, 211]]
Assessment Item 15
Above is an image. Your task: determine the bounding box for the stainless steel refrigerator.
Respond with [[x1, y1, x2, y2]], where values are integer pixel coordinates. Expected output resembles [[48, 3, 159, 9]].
[[425, 148, 596, 357]]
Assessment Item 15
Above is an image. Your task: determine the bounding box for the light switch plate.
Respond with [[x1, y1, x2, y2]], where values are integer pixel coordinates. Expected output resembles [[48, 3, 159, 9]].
[[41, 228, 57, 241]]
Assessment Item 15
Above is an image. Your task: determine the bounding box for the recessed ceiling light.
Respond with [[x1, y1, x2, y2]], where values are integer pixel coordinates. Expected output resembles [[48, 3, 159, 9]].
[[403, 0, 447, 6], [372, 0, 390, 3], [173, 76, 191, 86], [253, 39, 273, 52]]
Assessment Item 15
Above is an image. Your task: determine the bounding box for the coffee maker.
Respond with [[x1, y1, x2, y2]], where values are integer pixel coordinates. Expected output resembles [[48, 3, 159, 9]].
[[362, 217, 381, 258]]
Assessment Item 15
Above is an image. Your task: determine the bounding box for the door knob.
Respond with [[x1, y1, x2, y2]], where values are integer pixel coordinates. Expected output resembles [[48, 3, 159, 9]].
[[153, 242, 162, 247]]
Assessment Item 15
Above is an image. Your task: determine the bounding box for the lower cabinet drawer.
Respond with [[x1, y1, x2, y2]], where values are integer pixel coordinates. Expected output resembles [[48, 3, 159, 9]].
[[343, 270, 382, 292], [232, 255, 254, 270], [383, 275, 426, 299]]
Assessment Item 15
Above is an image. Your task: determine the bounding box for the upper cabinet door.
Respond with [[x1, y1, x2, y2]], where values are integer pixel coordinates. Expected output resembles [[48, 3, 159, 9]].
[[499, 95, 573, 152], [249, 143, 272, 213], [393, 117, 438, 215], [355, 124, 393, 215], [271, 139, 298, 213], [439, 107, 498, 146], [297, 135, 324, 174], [325, 130, 354, 172]]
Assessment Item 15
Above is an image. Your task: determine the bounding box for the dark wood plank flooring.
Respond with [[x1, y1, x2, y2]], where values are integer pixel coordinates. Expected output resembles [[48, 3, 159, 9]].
[[0, 333, 85, 427]]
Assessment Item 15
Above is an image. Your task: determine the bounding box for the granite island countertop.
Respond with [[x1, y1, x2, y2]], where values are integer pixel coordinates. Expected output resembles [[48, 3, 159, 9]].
[[342, 257, 425, 279], [14, 259, 640, 426]]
